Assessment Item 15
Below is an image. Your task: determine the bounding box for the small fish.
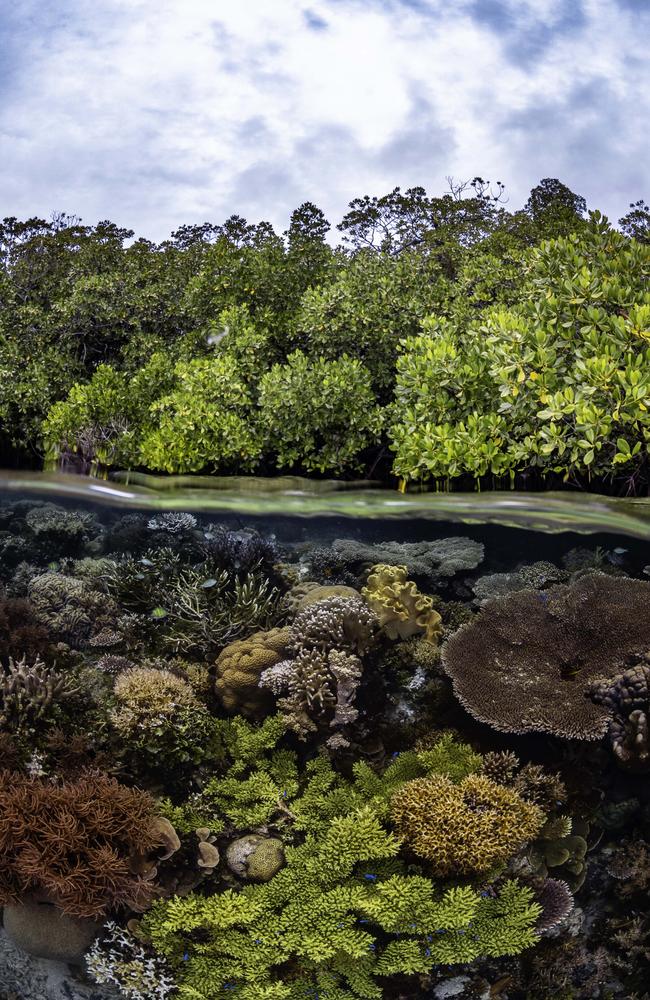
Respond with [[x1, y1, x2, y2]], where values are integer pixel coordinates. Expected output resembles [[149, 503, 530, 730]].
[[643, 565, 650, 576], [150, 607, 168, 619], [200, 578, 217, 589]]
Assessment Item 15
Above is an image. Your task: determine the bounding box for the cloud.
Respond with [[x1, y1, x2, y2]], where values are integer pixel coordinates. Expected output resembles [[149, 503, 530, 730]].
[[0, 0, 647, 240]]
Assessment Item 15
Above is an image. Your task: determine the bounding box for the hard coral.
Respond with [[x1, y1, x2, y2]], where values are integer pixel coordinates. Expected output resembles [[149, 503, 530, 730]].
[[590, 652, 650, 770], [362, 563, 443, 643], [441, 574, 650, 739], [0, 654, 79, 734], [0, 594, 51, 664], [0, 770, 162, 918], [214, 626, 291, 717], [29, 571, 119, 648], [390, 772, 545, 875]]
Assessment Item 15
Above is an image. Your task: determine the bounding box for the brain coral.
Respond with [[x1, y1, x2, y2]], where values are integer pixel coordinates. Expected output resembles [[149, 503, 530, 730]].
[[214, 627, 291, 717], [391, 772, 544, 875], [362, 564, 442, 644], [441, 574, 650, 739]]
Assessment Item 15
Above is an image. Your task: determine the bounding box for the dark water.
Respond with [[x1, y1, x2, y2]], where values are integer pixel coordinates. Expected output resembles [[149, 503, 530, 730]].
[[1, 473, 650, 1000]]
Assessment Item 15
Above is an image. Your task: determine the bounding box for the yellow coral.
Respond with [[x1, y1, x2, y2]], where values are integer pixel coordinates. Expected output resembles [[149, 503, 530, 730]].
[[362, 564, 442, 644], [391, 772, 545, 875], [111, 667, 199, 736], [215, 627, 291, 717]]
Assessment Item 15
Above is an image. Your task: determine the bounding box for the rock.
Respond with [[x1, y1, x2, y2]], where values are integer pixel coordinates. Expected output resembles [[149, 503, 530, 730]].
[[3, 901, 102, 964], [0, 925, 116, 1000]]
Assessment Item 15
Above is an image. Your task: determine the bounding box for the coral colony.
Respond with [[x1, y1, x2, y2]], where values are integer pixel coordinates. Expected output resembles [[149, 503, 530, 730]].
[[1, 501, 650, 998]]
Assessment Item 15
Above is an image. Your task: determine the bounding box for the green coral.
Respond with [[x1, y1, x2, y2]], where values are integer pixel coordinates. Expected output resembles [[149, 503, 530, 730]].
[[142, 806, 541, 999], [361, 564, 442, 643]]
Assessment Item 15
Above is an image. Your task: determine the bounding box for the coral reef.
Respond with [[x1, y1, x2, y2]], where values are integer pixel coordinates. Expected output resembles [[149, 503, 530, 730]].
[[390, 772, 545, 875], [362, 563, 443, 643], [141, 807, 541, 999], [441, 574, 650, 738], [28, 571, 119, 648], [111, 666, 220, 774], [214, 626, 291, 717]]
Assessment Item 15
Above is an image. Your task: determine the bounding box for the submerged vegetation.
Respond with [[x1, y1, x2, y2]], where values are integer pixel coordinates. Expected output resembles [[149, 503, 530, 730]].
[[1, 178, 648, 493], [1, 497, 650, 998]]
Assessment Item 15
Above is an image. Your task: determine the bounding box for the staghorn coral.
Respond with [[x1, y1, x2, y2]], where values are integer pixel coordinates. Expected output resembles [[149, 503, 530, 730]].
[[28, 571, 119, 648], [147, 512, 197, 535], [214, 626, 291, 717], [0, 654, 79, 734], [390, 772, 545, 876], [590, 653, 650, 770], [103, 548, 286, 658], [441, 574, 650, 739], [0, 770, 164, 918], [85, 920, 178, 999], [362, 563, 443, 643], [142, 807, 540, 999]]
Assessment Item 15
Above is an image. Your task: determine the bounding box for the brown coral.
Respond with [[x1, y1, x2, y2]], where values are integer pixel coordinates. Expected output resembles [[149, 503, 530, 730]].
[[1, 655, 79, 733], [214, 627, 291, 717], [0, 770, 164, 918], [390, 772, 545, 875], [590, 653, 650, 771], [362, 564, 442, 644], [441, 575, 650, 739]]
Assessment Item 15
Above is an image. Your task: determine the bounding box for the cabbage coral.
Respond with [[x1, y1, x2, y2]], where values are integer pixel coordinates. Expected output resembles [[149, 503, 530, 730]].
[[362, 564, 442, 643]]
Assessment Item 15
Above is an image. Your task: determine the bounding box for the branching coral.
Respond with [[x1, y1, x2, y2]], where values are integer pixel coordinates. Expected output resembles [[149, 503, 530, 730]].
[[362, 564, 442, 643], [23, 502, 98, 559], [85, 920, 178, 999], [441, 574, 650, 739], [0, 770, 164, 918], [259, 595, 376, 745], [0, 654, 79, 733], [141, 806, 541, 999], [390, 772, 545, 875], [102, 548, 286, 657], [215, 627, 291, 717], [590, 652, 650, 770]]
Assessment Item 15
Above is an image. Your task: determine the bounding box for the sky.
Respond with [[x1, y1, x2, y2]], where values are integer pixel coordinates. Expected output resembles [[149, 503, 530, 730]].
[[0, 0, 648, 242]]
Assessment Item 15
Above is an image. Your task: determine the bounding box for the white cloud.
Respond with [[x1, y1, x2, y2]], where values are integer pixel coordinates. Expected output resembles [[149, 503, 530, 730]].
[[0, 0, 647, 239]]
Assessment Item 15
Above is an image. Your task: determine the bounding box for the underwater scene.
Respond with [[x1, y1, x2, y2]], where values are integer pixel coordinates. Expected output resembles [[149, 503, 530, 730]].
[[2, 478, 650, 1000]]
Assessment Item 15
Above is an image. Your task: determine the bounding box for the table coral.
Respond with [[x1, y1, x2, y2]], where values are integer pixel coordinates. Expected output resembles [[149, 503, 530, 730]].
[[441, 574, 650, 739]]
